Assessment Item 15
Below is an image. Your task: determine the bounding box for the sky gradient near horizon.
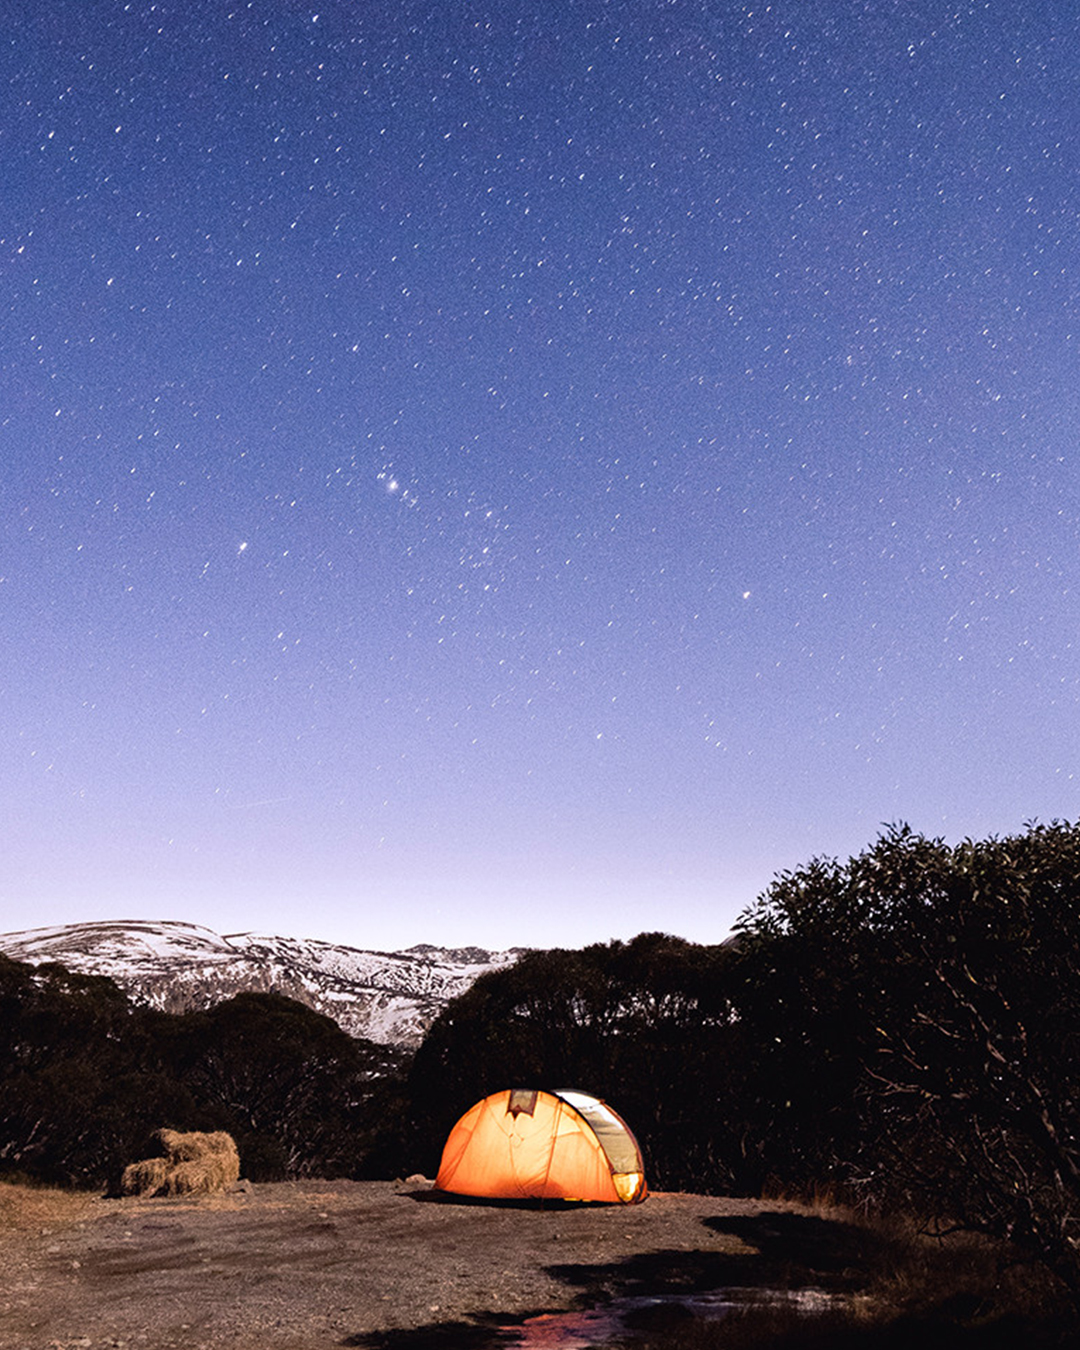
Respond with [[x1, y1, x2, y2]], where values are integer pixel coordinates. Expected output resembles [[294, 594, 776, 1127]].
[[4, 1, 1080, 952]]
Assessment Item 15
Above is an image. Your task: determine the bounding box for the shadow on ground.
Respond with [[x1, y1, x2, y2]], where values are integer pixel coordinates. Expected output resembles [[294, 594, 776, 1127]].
[[544, 1209, 895, 1303], [340, 1211, 882, 1349], [341, 1311, 527, 1349], [407, 1188, 616, 1211], [704, 1210, 896, 1285]]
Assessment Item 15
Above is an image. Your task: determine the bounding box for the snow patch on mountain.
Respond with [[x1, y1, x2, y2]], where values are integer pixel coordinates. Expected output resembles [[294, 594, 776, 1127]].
[[0, 920, 521, 1049]]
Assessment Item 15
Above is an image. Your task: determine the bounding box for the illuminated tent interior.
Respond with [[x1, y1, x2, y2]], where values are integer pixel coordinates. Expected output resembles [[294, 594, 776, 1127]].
[[434, 1088, 648, 1204]]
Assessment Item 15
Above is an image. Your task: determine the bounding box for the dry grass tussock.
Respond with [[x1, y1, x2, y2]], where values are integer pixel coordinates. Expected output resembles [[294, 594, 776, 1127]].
[[121, 1129, 241, 1197], [0, 1178, 105, 1231]]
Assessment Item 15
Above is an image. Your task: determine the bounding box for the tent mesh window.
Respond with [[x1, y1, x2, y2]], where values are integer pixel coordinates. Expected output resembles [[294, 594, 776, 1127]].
[[508, 1088, 539, 1117]]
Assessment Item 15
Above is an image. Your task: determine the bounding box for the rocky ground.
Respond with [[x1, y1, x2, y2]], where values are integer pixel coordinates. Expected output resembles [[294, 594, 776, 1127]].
[[0, 1179, 868, 1350]]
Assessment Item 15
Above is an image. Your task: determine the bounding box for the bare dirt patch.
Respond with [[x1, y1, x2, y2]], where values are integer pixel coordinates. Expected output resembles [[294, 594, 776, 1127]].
[[0, 1179, 855, 1350]]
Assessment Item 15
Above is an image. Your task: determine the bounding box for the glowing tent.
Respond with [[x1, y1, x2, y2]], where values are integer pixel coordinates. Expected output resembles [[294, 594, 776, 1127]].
[[434, 1088, 647, 1204]]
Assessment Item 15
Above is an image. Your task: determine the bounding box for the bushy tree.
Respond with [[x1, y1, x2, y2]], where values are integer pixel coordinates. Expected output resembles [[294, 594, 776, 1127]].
[[0, 957, 406, 1187], [158, 992, 401, 1179], [0, 956, 178, 1186], [735, 821, 1080, 1290], [408, 932, 739, 1191]]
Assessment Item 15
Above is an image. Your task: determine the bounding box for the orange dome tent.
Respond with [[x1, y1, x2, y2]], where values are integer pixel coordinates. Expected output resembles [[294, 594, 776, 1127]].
[[434, 1088, 647, 1204]]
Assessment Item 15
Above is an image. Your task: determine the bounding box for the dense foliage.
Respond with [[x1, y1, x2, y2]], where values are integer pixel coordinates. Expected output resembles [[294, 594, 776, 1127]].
[[0, 956, 403, 1188], [734, 821, 1080, 1289], [407, 933, 739, 1189], [410, 821, 1080, 1292]]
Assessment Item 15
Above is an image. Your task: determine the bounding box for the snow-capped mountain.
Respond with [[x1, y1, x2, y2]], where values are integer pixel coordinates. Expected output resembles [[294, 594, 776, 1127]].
[[0, 920, 521, 1049]]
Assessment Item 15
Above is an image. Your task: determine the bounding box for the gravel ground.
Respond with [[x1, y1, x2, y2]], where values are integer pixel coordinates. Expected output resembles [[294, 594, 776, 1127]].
[[0, 1179, 825, 1350]]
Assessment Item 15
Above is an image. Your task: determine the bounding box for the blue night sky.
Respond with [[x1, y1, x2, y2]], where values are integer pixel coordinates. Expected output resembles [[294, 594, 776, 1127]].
[[3, 1, 1079, 952]]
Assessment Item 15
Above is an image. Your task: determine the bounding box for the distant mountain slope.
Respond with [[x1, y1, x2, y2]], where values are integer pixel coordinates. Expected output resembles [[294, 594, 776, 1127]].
[[0, 920, 521, 1049]]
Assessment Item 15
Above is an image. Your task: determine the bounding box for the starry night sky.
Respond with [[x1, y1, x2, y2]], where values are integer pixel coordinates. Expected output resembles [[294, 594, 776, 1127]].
[[3, 1, 1079, 951]]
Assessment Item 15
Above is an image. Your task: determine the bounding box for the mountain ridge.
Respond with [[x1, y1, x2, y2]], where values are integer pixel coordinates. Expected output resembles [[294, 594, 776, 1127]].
[[0, 919, 522, 1049]]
